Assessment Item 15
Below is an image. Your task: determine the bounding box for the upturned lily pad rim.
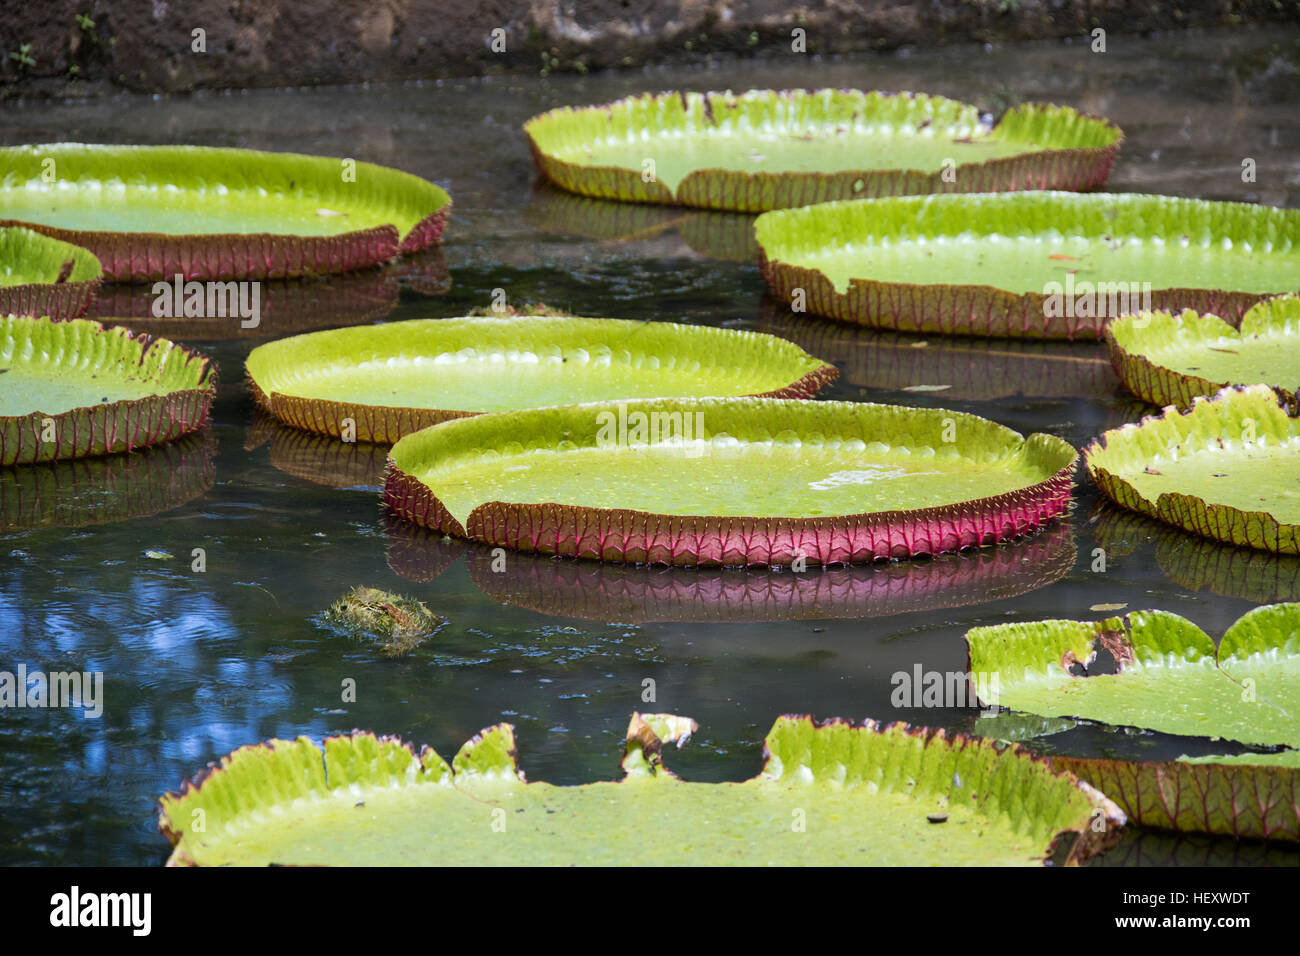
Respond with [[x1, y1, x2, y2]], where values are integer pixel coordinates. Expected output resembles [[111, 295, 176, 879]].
[[0, 225, 103, 320], [157, 713, 1124, 866], [0, 143, 452, 281], [245, 315, 839, 445], [1084, 384, 1300, 553], [755, 191, 1300, 340], [525, 89, 1123, 213], [0, 315, 217, 465], [384, 396, 1077, 566], [1106, 295, 1300, 411]]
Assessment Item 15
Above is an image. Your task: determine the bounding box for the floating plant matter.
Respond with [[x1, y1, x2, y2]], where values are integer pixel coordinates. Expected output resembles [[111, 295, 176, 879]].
[[318, 586, 446, 656], [966, 604, 1300, 841], [1085, 385, 1300, 553], [0, 144, 450, 281], [0, 315, 216, 465], [384, 397, 1076, 566], [1106, 295, 1300, 410], [755, 192, 1300, 339], [246, 316, 837, 444], [157, 713, 1122, 866], [0, 225, 102, 319], [525, 90, 1121, 212]]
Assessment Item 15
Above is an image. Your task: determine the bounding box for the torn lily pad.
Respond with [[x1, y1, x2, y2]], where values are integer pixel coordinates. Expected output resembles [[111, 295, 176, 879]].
[[0, 225, 102, 320], [0, 144, 450, 280], [460, 522, 1075, 622], [246, 316, 837, 444], [756, 192, 1300, 339], [157, 713, 1122, 866], [318, 586, 446, 655], [965, 603, 1300, 750], [1085, 384, 1300, 553], [0, 315, 216, 465], [1106, 295, 1300, 411], [384, 397, 1077, 566], [525, 90, 1121, 213]]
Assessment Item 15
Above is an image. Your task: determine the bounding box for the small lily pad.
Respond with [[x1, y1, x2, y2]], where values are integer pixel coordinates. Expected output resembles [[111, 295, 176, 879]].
[[755, 192, 1300, 339], [1085, 384, 1300, 553], [526, 90, 1121, 212], [0, 225, 102, 320], [965, 603, 1300, 750], [319, 586, 446, 655], [0, 315, 216, 465], [1107, 295, 1300, 410], [0, 144, 450, 280], [157, 713, 1122, 866], [246, 316, 837, 444], [385, 397, 1077, 566]]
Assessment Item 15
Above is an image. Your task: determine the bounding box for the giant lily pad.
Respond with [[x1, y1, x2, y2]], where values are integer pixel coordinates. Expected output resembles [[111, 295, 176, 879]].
[[157, 713, 1122, 866], [525, 90, 1121, 213], [384, 397, 1076, 566], [246, 316, 837, 444], [966, 604, 1300, 840], [0, 315, 215, 465], [1107, 295, 1300, 411], [0, 225, 102, 320], [756, 192, 1300, 340], [1085, 384, 1300, 553], [0, 430, 215, 530], [0, 144, 450, 281], [461, 522, 1074, 622]]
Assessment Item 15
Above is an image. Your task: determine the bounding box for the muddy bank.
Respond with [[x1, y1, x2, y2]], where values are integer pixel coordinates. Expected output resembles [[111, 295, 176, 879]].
[[3, 0, 1298, 99]]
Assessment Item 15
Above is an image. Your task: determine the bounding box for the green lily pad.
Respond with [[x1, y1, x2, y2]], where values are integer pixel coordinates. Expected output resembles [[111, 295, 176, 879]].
[[1085, 384, 1300, 553], [0, 144, 451, 281], [384, 396, 1076, 566], [965, 603, 1300, 750], [1107, 295, 1300, 411], [0, 315, 216, 465], [755, 192, 1300, 340], [525, 90, 1121, 213], [0, 225, 102, 320], [0, 430, 214, 530], [246, 316, 837, 444], [461, 522, 1075, 622], [1051, 750, 1300, 842], [157, 713, 1122, 866]]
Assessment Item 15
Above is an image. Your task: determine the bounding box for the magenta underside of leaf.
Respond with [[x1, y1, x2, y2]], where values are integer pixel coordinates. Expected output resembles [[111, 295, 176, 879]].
[[2, 205, 448, 282], [0, 276, 101, 320], [1053, 756, 1299, 842], [250, 363, 838, 445], [382, 459, 1075, 566], [759, 254, 1270, 341], [527, 128, 1119, 214]]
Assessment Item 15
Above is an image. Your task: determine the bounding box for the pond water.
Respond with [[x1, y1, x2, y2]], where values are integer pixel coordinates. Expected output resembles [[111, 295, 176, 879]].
[[2, 27, 1299, 866]]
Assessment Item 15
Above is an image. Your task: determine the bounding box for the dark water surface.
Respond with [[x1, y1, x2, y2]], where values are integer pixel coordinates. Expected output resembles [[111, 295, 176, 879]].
[[2, 28, 1300, 865]]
